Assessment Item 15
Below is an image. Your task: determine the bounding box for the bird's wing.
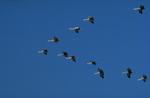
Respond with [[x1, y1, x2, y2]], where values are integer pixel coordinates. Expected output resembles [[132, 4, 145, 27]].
[[48, 39, 54, 42], [72, 57, 76, 62], [75, 29, 79, 33], [83, 18, 89, 21], [69, 28, 75, 31], [133, 8, 140, 11], [122, 71, 128, 74], [138, 77, 144, 81], [57, 53, 63, 56], [139, 10, 143, 14], [94, 72, 100, 75], [87, 62, 92, 64], [38, 50, 43, 54], [66, 56, 72, 59]]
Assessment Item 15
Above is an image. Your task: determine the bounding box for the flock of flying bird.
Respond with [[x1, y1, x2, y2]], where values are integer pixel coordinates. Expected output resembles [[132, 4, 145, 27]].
[[38, 4, 148, 82]]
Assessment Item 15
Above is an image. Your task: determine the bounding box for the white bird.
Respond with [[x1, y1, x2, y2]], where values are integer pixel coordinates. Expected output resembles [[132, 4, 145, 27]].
[[122, 68, 133, 78], [57, 51, 69, 57], [48, 37, 59, 43], [86, 61, 96, 65], [94, 68, 104, 79], [38, 49, 48, 55], [133, 5, 145, 14], [138, 75, 148, 82], [69, 26, 80, 33], [66, 56, 76, 62], [83, 16, 95, 24]]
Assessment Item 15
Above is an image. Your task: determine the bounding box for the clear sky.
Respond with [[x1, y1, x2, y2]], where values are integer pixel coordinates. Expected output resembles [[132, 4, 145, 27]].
[[0, 0, 150, 98]]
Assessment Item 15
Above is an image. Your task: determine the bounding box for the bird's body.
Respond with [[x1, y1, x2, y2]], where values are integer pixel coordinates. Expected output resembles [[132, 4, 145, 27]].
[[48, 37, 59, 43], [66, 56, 76, 62], [95, 68, 104, 79], [87, 61, 96, 65], [127, 68, 132, 78], [57, 51, 69, 57], [138, 75, 148, 82], [122, 68, 133, 78], [38, 49, 48, 55], [133, 5, 145, 14], [83, 16, 95, 24], [69, 26, 80, 33]]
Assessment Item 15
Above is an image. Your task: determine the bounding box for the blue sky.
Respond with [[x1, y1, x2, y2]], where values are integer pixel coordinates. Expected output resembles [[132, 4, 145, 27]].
[[0, 0, 150, 98]]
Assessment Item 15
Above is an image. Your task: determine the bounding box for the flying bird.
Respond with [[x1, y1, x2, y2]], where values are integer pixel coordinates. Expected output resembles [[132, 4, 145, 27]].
[[66, 56, 76, 62], [48, 36, 59, 43], [138, 75, 148, 82], [69, 26, 80, 33], [83, 16, 95, 24], [94, 68, 104, 79], [133, 5, 145, 14], [57, 51, 69, 57], [86, 61, 96, 65], [38, 49, 48, 55], [122, 68, 133, 78]]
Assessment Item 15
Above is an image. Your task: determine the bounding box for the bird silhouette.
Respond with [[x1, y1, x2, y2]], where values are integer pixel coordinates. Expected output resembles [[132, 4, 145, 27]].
[[133, 5, 145, 14], [69, 26, 80, 33], [57, 51, 69, 57], [87, 61, 96, 65], [94, 68, 104, 79], [138, 75, 148, 82], [48, 36, 59, 43], [38, 49, 48, 55], [83, 16, 95, 24], [66, 56, 76, 62], [122, 68, 133, 78]]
